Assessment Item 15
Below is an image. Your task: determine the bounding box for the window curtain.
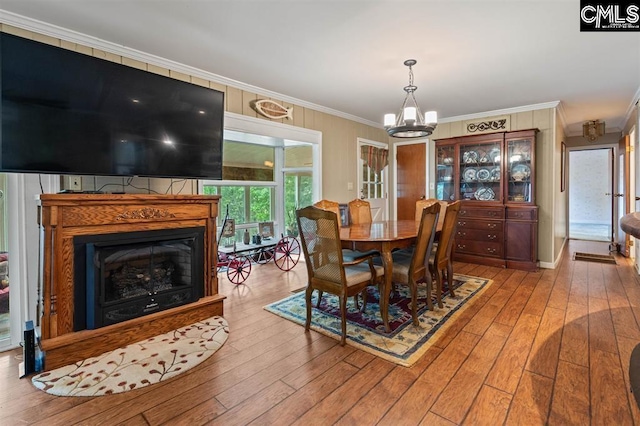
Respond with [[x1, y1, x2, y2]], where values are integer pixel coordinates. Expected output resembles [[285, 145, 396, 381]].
[[360, 145, 389, 174]]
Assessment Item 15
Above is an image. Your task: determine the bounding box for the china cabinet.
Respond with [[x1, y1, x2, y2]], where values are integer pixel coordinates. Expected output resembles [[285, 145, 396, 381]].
[[434, 129, 538, 271]]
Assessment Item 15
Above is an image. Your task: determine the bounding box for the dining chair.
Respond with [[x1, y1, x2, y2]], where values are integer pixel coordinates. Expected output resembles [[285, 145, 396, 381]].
[[348, 199, 372, 225], [429, 200, 461, 308], [296, 206, 384, 345], [313, 200, 343, 226], [388, 202, 441, 324], [416, 198, 448, 231], [311, 199, 379, 308]]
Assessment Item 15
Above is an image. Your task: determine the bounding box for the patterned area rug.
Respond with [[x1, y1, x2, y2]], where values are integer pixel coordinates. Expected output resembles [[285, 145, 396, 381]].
[[265, 275, 492, 367], [32, 316, 229, 396]]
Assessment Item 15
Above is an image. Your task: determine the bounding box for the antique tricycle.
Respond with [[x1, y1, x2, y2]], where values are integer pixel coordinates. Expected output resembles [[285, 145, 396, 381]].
[[216, 209, 300, 284]]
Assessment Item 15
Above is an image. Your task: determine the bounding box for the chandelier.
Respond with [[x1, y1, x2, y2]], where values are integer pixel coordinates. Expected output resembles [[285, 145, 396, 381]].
[[384, 59, 437, 138], [583, 120, 605, 142]]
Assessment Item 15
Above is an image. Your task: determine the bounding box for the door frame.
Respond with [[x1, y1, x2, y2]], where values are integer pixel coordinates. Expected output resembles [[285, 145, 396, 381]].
[[618, 134, 632, 255], [567, 143, 618, 243], [392, 138, 430, 220]]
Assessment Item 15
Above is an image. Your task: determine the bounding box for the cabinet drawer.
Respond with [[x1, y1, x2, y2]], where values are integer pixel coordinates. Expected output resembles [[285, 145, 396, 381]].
[[459, 206, 504, 219], [506, 207, 538, 221], [455, 240, 503, 257], [456, 219, 504, 232], [456, 228, 503, 242]]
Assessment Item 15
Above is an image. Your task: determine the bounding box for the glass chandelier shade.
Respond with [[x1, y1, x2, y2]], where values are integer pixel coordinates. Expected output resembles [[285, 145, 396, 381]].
[[583, 120, 605, 142], [384, 59, 437, 138]]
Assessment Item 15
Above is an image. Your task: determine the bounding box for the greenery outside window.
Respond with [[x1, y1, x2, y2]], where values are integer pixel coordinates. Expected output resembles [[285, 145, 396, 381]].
[[202, 184, 275, 241], [284, 171, 313, 236]]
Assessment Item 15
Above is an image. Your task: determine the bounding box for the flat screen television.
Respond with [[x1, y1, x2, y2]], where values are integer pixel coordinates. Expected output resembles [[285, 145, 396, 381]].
[[0, 32, 224, 179]]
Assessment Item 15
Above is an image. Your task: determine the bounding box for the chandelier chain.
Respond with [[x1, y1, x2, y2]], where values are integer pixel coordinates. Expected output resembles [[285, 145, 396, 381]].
[[408, 64, 414, 87]]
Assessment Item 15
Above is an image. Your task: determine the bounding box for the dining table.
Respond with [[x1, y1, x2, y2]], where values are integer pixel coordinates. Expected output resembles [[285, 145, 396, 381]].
[[339, 219, 421, 332]]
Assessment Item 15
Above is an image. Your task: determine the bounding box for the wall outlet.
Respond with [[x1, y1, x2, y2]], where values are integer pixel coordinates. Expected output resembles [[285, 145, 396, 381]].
[[65, 176, 82, 191], [347, 182, 354, 190]]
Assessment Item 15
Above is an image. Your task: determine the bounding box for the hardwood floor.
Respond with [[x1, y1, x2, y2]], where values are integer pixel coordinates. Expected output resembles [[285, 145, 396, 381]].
[[2, 239, 640, 425]]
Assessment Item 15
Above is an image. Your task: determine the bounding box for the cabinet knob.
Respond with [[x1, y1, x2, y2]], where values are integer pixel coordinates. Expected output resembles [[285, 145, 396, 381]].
[[487, 248, 496, 254], [457, 244, 466, 249], [458, 221, 466, 226], [488, 234, 497, 240], [487, 223, 496, 229]]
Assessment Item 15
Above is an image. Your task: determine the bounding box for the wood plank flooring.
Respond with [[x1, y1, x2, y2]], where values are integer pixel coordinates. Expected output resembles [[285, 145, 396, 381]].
[[2, 239, 640, 425]]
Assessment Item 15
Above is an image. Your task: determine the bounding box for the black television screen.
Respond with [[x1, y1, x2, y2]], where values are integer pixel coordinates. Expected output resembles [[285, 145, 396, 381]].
[[0, 32, 224, 179]]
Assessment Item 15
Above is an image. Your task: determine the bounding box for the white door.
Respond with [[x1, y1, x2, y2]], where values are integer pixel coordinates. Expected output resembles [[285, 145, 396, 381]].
[[358, 139, 388, 221], [568, 148, 613, 242]]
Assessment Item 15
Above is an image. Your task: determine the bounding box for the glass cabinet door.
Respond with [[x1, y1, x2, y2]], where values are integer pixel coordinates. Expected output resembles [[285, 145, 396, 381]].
[[459, 141, 502, 202], [506, 136, 534, 203], [436, 145, 455, 201]]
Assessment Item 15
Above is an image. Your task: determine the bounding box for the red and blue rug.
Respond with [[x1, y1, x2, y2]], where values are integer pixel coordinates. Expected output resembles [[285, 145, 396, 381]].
[[264, 274, 492, 367]]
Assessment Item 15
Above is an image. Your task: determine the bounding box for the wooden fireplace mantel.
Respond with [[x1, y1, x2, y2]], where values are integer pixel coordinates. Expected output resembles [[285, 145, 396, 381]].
[[37, 193, 224, 370]]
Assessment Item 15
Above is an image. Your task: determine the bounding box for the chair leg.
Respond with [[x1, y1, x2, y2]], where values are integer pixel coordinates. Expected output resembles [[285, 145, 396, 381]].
[[410, 280, 419, 325], [339, 295, 347, 346], [316, 290, 324, 308], [305, 286, 313, 331], [447, 261, 455, 298], [360, 288, 368, 312], [424, 274, 434, 311], [435, 269, 444, 308]]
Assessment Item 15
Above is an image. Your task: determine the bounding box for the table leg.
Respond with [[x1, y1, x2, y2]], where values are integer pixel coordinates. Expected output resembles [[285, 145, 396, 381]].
[[380, 244, 392, 333]]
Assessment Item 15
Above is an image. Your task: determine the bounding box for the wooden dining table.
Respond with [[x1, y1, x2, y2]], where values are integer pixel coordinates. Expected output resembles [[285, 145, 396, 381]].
[[339, 220, 421, 332]]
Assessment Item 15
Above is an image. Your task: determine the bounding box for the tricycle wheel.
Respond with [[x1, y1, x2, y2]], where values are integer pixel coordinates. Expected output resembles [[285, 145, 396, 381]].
[[274, 236, 300, 271], [227, 256, 252, 284]]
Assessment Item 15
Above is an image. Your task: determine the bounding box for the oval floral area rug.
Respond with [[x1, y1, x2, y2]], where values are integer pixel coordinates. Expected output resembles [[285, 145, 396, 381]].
[[32, 316, 229, 397]]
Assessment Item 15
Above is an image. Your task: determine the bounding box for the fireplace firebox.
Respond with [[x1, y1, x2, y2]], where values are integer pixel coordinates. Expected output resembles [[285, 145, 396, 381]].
[[74, 227, 205, 330]]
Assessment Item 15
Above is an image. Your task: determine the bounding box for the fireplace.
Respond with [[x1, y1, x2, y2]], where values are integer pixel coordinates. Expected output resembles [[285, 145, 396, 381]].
[[38, 194, 224, 371], [74, 227, 205, 330]]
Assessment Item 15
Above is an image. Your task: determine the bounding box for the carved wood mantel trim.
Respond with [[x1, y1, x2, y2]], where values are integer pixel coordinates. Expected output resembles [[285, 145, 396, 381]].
[[115, 207, 177, 220]]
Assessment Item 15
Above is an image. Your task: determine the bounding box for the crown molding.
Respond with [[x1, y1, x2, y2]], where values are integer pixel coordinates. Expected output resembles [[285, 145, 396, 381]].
[[439, 101, 561, 124], [0, 10, 381, 129], [556, 101, 568, 133]]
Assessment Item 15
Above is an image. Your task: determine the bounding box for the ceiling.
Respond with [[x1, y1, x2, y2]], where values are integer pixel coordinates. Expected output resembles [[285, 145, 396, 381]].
[[1, 1, 639, 136]]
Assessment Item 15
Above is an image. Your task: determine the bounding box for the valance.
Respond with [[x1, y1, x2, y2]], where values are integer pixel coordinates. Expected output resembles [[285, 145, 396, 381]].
[[360, 146, 389, 174]]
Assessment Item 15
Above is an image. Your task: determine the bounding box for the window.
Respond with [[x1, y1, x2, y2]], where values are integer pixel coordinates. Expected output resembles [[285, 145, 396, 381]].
[[361, 162, 385, 199], [284, 171, 313, 236], [201, 112, 321, 243], [202, 184, 275, 240]]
